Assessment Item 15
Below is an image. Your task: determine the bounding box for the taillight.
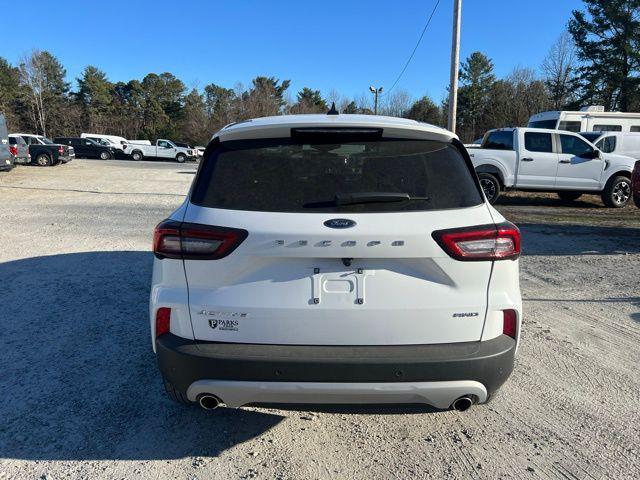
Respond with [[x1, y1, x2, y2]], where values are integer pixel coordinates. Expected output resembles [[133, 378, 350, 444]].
[[58, 146, 64, 154], [432, 222, 520, 261], [155, 307, 171, 337], [9, 145, 17, 156], [503, 309, 517, 339], [153, 220, 248, 260]]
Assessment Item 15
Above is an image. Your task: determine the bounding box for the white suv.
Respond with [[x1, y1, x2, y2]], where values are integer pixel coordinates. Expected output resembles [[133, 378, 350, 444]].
[[150, 114, 522, 412]]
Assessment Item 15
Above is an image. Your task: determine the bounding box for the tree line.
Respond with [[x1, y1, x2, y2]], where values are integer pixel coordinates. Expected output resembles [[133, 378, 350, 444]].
[[0, 0, 637, 144]]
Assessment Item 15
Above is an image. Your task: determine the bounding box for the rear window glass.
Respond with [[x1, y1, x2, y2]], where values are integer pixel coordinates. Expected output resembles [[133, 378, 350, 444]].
[[528, 120, 558, 129], [596, 136, 616, 153], [524, 132, 553, 153], [482, 131, 513, 150], [192, 138, 483, 213]]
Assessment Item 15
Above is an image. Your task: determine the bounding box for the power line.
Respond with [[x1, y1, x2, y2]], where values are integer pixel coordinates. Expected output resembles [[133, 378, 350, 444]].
[[384, 0, 441, 96]]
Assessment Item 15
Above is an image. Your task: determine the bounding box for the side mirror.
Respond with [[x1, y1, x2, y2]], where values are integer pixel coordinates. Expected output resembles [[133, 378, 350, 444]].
[[580, 149, 600, 160]]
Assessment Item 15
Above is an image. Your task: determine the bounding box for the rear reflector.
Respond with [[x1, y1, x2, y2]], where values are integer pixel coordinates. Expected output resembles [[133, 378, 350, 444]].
[[503, 309, 517, 339], [153, 220, 248, 260], [156, 307, 171, 337], [432, 222, 520, 261]]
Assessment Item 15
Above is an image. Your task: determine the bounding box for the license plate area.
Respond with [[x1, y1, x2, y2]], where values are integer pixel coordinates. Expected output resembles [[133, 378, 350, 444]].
[[311, 267, 374, 306]]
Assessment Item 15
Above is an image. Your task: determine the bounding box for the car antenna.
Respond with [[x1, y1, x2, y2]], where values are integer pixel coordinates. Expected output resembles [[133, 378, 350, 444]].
[[327, 102, 339, 115]]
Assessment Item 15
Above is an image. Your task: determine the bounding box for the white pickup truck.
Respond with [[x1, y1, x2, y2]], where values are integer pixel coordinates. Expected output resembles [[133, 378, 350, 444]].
[[470, 127, 635, 208], [128, 139, 194, 163]]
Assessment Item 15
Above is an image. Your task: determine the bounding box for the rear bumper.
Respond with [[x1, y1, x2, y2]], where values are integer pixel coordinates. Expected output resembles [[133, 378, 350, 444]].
[[156, 334, 516, 407]]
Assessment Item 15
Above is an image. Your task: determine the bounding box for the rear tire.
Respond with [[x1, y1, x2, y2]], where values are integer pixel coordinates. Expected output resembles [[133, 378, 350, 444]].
[[176, 153, 186, 163], [478, 173, 501, 204], [35, 153, 51, 167], [601, 175, 631, 208], [131, 150, 143, 161], [557, 191, 582, 202], [163, 378, 191, 405], [99, 151, 112, 160]]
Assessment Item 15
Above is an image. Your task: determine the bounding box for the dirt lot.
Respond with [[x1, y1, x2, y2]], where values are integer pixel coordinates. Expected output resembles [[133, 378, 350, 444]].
[[1, 159, 639, 480]]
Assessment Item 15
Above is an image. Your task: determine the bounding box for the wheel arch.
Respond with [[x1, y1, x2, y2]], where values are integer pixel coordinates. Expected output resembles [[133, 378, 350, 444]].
[[475, 164, 505, 186], [603, 169, 632, 187]]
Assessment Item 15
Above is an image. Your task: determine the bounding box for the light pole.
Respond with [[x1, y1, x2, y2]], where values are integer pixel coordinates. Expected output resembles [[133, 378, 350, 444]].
[[448, 0, 462, 133], [369, 85, 383, 115]]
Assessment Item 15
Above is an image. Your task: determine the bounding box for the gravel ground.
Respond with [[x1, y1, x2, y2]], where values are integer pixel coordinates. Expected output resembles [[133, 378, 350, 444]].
[[1, 159, 639, 480]]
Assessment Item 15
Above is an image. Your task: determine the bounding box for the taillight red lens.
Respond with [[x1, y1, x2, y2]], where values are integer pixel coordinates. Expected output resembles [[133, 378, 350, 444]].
[[9, 145, 17, 156], [155, 307, 171, 337], [432, 222, 521, 261], [503, 309, 517, 339], [153, 220, 248, 260]]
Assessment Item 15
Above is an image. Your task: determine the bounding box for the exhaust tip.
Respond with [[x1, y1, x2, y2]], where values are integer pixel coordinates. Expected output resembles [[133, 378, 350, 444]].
[[198, 394, 221, 410], [451, 396, 474, 412]]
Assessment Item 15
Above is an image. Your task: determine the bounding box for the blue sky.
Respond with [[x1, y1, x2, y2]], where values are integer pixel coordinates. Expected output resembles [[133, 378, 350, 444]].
[[2, 0, 584, 103]]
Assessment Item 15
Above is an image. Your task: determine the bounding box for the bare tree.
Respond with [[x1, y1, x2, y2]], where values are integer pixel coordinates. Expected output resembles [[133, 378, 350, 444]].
[[541, 33, 577, 109], [379, 90, 412, 117], [18, 50, 47, 135]]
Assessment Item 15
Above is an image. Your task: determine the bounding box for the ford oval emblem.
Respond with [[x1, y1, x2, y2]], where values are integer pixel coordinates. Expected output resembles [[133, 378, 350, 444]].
[[324, 218, 356, 229]]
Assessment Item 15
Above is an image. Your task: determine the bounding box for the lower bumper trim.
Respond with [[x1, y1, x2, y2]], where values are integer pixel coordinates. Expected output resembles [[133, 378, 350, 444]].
[[187, 379, 487, 409]]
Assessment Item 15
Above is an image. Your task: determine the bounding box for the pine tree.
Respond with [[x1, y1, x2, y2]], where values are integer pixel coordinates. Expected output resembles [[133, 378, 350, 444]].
[[569, 0, 640, 110]]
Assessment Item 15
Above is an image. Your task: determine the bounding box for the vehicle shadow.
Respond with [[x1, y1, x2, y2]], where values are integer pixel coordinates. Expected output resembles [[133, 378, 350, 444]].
[[0, 251, 283, 461], [519, 223, 640, 256], [497, 194, 603, 209]]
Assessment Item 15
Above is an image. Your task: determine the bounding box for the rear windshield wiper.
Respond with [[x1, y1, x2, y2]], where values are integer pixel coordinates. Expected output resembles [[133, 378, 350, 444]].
[[303, 192, 430, 208]]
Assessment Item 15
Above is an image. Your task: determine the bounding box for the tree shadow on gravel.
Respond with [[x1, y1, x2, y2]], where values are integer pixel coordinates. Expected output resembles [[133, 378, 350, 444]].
[[519, 223, 640, 256], [0, 252, 283, 461]]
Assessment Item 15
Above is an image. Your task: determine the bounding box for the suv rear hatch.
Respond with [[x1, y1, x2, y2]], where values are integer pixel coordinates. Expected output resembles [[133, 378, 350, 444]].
[[173, 126, 498, 346]]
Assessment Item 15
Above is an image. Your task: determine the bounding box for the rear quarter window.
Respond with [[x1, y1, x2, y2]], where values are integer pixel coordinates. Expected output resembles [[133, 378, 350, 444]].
[[192, 138, 483, 213]]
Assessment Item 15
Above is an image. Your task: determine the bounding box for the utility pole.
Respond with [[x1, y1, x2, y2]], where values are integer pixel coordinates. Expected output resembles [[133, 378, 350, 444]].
[[369, 86, 383, 114], [447, 0, 462, 133]]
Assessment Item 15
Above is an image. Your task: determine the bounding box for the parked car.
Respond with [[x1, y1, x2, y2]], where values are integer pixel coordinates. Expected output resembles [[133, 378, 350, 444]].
[[633, 160, 640, 208], [80, 133, 130, 156], [128, 139, 194, 162], [151, 114, 522, 412], [8, 134, 30, 165], [579, 131, 640, 160], [54, 137, 116, 160], [0, 113, 14, 172], [11, 133, 74, 166], [194, 146, 206, 158], [471, 127, 635, 207]]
